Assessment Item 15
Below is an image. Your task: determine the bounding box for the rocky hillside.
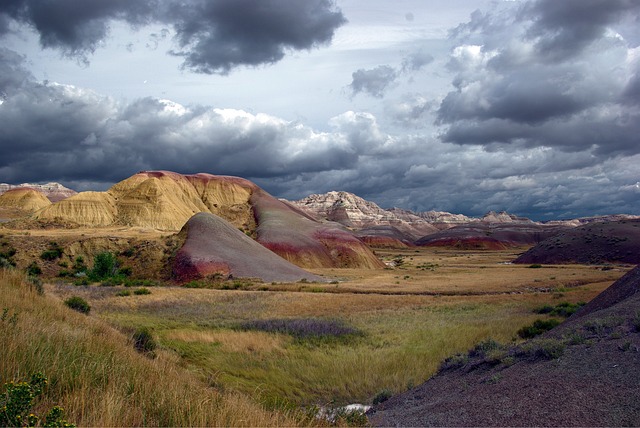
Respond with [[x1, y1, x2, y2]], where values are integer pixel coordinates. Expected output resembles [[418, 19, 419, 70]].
[[368, 265, 640, 426], [0, 182, 77, 202], [292, 191, 438, 240], [514, 219, 640, 265]]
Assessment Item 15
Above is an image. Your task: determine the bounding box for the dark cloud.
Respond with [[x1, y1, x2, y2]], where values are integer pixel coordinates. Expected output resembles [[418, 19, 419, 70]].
[[168, 0, 347, 74], [349, 65, 398, 98], [0, 0, 155, 58], [436, 0, 640, 159], [523, 0, 640, 61], [0, 47, 32, 96], [0, 58, 361, 186], [0, 0, 346, 72], [0, 55, 637, 221]]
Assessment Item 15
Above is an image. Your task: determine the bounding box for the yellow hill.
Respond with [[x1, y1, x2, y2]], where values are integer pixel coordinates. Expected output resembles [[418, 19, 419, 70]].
[[34, 191, 117, 226], [0, 188, 51, 212]]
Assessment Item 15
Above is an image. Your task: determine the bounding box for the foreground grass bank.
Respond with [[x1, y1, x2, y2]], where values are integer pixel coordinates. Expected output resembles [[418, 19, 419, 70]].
[[0, 268, 294, 426]]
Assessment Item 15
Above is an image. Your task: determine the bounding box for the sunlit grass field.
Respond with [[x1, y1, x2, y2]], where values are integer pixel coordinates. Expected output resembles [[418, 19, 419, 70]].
[[0, 268, 296, 426], [44, 248, 626, 409]]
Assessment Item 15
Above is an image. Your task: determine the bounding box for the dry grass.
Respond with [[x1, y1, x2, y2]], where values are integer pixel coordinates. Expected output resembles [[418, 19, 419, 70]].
[[0, 268, 295, 427], [308, 248, 625, 294], [38, 246, 628, 412], [165, 329, 290, 354]]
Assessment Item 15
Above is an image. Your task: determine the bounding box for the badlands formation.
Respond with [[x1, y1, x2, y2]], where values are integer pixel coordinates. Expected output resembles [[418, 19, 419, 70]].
[[173, 212, 326, 283], [0, 187, 52, 212], [22, 171, 383, 275], [0, 182, 77, 202], [3, 171, 639, 282]]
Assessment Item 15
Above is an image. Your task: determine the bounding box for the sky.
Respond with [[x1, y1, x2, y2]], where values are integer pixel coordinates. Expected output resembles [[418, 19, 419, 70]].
[[1, 0, 639, 221]]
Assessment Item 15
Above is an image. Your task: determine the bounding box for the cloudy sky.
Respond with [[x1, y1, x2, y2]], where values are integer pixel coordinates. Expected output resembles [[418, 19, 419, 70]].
[[1, 0, 639, 220]]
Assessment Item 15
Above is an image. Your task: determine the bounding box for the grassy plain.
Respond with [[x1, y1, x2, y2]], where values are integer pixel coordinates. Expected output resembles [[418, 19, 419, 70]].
[[45, 247, 627, 409]]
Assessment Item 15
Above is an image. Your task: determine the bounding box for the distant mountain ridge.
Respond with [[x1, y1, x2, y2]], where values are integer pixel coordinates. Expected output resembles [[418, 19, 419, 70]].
[[0, 182, 77, 202], [290, 191, 639, 248], [291, 191, 537, 232], [291, 191, 638, 229]]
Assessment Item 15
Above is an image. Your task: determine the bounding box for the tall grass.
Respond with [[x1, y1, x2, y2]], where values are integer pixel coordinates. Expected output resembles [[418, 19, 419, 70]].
[[97, 287, 543, 406], [0, 268, 294, 426]]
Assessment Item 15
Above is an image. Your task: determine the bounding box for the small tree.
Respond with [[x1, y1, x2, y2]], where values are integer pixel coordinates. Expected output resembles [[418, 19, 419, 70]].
[[90, 252, 118, 280]]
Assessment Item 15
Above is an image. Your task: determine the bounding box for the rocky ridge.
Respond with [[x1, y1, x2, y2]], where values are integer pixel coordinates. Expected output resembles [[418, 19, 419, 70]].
[[0, 182, 77, 202]]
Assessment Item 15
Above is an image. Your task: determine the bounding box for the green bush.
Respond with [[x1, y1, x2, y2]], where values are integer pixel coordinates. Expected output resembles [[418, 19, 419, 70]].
[[0, 244, 17, 267], [27, 276, 44, 296], [527, 264, 542, 269], [517, 319, 560, 339], [372, 389, 392, 405], [132, 327, 157, 354], [0, 372, 74, 427], [90, 252, 118, 280], [518, 338, 565, 360], [133, 287, 151, 295], [64, 296, 90, 315], [26, 262, 42, 276], [72, 256, 87, 274], [534, 302, 585, 318], [40, 242, 63, 261], [116, 290, 131, 297]]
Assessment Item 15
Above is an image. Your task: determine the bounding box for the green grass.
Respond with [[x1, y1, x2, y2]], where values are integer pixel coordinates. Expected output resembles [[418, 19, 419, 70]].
[[87, 287, 541, 407]]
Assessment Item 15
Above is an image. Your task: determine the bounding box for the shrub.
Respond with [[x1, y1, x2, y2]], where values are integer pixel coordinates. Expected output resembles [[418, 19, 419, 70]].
[[64, 296, 90, 315], [372, 389, 392, 405], [0, 372, 74, 427], [535, 302, 585, 318], [90, 252, 118, 280], [116, 290, 131, 297], [132, 327, 157, 354], [0, 244, 17, 267], [528, 264, 542, 268], [468, 338, 503, 358], [517, 319, 561, 339], [72, 256, 87, 274], [27, 276, 44, 296], [518, 338, 565, 360], [133, 287, 151, 295], [118, 266, 133, 277], [439, 353, 469, 372], [633, 311, 640, 333], [26, 261, 42, 276], [40, 242, 63, 261]]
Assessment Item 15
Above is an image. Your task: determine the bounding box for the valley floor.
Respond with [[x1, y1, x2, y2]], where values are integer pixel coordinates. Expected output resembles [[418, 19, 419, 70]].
[[43, 247, 628, 411]]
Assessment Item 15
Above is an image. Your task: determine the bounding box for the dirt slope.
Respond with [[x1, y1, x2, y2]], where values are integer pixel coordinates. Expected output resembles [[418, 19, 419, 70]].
[[514, 219, 640, 264], [368, 265, 640, 427], [173, 212, 326, 283]]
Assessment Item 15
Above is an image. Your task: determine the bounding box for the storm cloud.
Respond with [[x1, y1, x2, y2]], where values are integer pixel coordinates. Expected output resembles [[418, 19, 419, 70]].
[[0, 0, 346, 72], [437, 0, 640, 159], [0, 50, 360, 185], [1, 0, 639, 221]]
